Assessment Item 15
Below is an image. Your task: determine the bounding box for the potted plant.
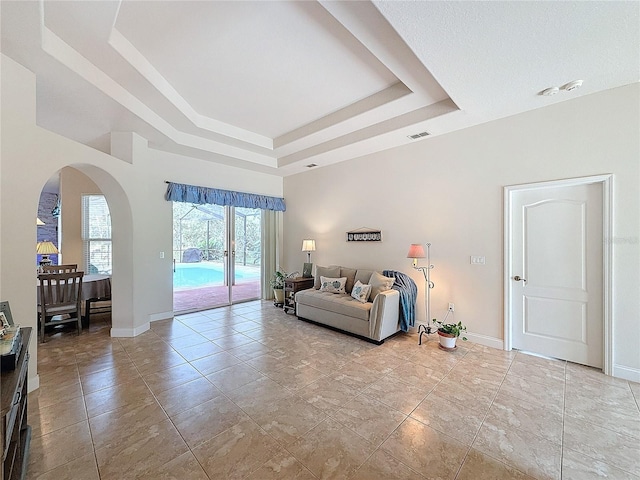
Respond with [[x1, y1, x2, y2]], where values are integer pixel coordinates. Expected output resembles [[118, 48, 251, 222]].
[[270, 268, 287, 306], [433, 318, 467, 350]]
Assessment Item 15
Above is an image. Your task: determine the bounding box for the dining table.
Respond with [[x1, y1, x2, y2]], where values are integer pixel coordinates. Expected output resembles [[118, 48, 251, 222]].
[[37, 273, 111, 326]]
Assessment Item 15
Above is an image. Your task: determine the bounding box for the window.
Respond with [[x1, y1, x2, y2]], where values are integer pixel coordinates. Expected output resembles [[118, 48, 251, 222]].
[[82, 195, 112, 274]]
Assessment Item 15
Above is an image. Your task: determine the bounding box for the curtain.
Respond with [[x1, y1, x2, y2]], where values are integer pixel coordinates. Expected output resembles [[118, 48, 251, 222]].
[[261, 210, 283, 300], [165, 182, 285, 212]]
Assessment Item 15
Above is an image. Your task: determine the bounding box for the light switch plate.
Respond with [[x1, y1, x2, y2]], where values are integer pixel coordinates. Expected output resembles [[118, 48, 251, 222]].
[[470, 255, 485, 265]]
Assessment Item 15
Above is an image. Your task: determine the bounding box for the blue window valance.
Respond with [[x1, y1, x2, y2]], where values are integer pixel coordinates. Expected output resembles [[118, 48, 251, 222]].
[[165, 182, 286, 212]]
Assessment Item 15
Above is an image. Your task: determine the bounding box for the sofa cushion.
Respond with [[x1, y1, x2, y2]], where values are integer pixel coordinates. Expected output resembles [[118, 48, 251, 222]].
[[354, 269, 374, 286], [296, 290, 372, 321], [319, 276, 347, 294], [340, 267, 357, 293], [314, 266, 341, 289], [350, 280, 372, 303], [369, 271, 394, 299]]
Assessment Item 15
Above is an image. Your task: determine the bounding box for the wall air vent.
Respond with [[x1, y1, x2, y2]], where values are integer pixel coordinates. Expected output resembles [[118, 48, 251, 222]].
[[305, 163, 318, 168], [407, 131, 430, 140]]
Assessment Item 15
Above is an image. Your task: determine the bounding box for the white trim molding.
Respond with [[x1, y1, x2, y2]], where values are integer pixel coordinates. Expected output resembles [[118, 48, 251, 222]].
[[111, 322, 150, 338], [149, 311, 174, 323], [612, 364, 640, 383], [503, 174, 614, 375], [465, 332, 503, 350]]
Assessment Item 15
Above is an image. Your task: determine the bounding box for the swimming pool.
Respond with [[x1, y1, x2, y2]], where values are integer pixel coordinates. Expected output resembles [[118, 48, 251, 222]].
[[173, 263, 260, 288]]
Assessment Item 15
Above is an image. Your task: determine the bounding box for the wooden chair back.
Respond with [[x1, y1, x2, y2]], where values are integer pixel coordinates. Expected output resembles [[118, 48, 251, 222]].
[[42, 264, 78, 273], [37, 271, 84, 342]]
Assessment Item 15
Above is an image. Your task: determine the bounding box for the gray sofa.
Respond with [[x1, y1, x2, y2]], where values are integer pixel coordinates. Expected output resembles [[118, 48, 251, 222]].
[[295, 265, 400, 344]]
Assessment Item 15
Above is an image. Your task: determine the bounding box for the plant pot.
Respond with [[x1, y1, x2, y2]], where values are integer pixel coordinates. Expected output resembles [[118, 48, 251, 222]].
[[273, 288, 285, 305], [437, 330, 457, 350]]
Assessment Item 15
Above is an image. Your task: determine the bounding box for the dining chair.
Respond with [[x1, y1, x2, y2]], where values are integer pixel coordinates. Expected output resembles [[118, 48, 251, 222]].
[[42, 264, 78, 273], [37, 271, 84, 343]]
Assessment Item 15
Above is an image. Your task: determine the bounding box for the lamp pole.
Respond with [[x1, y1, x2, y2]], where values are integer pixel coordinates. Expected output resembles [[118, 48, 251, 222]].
[[415, 243, 435, 344]]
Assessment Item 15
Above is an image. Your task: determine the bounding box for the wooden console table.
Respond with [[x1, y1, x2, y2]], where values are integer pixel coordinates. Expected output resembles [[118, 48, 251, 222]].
[[283, 277, 314, 314], [1, 327, 32, 480]]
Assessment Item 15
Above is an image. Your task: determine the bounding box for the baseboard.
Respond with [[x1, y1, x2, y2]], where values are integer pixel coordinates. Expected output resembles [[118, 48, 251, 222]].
[[149, 311, 173, 323], [464, 332, 504, 350], [28, 374, 39, 393], [111, 322, 150, 338], [612, 364, 640, 382]]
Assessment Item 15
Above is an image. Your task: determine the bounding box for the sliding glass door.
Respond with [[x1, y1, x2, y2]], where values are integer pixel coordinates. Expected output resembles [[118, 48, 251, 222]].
[[172, 203, 261, 313]]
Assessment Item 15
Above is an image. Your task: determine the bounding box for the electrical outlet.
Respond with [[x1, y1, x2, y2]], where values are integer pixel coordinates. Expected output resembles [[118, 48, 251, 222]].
[[448, 303, 454, 312]]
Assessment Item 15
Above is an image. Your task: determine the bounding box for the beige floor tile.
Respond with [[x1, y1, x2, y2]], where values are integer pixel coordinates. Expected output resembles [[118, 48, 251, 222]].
[[32, 452, 100, 480], [38, 366, 80, 389], [507, 361, 565, 388], [154, 376, 221, 417], [212, 332, 255, 349], [565, 392, 640, 439], [288, 417, 376, 480], [565, 381, 638, 409], [164, 332, 208, 349], [192, 418, 283, 479], [76, 351, 133, 376], [352, 349, 403, 374], [410, 395, 484, 445], [84, 377, 156, 417], [297, 376, 360, 414], [245, 450, 316, 480], [135, 451, 210, 480], [172, 340, 223, 361], [380, 416, 467, 479], [142, 362, 203, 394], [385, 363, 444, 391], [172, 395, 250, 448], [330, 362, 382, 390], [246, 352, 291, 374], [80, 361, 141, 394], [89, 400, 168, 450], [562, 447, 640, 480], [331, 394, 406, 447], [133, 350, 187, 376], [428, 379, 494, 417], [28, 380, 84, 410], [266, 363, 327, 390], [446, 363, 506, 387], [498, 374, 564, 414], [27, 421, 94, 478], [95, 418, 188, 480], [363, 375, 430, 415], [566, 362, 632, 388], [458, 351, 513, 374], [351, 449, 424, 480], [473, 418, 561, 480], [564, 415, 640, 476], [513, 352, 566, 370], [246, 394, 326, 445], [225, 340, 271, 361], [190, 350, 243, 375], [457, 448, 536, 480], [29, 395, 87, 438], [206, 362, 265, 392], [486, 391, 564, 443], [226, 376, 295, 414]]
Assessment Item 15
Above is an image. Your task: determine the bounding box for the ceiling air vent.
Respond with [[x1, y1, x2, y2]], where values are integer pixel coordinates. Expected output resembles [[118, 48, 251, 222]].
[[305, 163, 318, 168], [407, 131, 430, 140]]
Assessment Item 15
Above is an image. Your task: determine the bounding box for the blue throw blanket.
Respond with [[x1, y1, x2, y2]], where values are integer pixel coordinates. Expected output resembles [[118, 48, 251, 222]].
[[383, 270, 417, 332]]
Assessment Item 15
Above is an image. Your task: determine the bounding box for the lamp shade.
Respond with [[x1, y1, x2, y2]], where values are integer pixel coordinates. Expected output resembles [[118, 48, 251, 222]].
[[36, 241, 59, 255], [302, 239, 316, 252], [407, 244, 426, 259]]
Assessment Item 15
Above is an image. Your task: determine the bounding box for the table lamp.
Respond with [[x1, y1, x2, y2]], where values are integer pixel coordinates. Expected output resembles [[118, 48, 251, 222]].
[[302, 239, 316, 278], [36, 240, 59, 267]]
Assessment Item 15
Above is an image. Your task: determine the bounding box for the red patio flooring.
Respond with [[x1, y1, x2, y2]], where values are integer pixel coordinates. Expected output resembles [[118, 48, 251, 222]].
[[173, 280, 261, 313]]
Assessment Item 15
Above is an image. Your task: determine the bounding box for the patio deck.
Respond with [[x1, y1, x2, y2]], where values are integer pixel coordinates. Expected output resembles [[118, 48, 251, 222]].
[[173, 280, 261, 313]]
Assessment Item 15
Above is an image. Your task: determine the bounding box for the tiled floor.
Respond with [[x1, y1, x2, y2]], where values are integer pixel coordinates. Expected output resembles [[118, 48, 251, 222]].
[[27, 301, 640, 479]]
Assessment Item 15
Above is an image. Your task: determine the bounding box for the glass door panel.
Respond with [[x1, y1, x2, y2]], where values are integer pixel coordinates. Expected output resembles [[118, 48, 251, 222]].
[[231, 207, 262, 303], [172, 203, 229, 313]]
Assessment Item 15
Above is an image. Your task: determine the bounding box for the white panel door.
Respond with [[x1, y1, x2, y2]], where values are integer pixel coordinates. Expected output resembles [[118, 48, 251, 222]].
[[510, 182, 603, 367]]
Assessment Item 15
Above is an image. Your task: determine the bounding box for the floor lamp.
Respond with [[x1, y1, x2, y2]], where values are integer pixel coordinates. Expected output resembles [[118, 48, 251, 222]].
[[407, 243, 435, 345]]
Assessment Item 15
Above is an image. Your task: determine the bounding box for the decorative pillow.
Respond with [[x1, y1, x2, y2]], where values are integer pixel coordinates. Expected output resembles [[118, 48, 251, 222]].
[[314, 266, 341, 289], [350, 280, 372, 303], [319, 276, 347, 294], [369, 271, 395, 299]]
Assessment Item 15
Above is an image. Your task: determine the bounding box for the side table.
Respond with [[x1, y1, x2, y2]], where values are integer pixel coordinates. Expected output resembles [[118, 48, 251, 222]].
[[283, 277, 314, 314]]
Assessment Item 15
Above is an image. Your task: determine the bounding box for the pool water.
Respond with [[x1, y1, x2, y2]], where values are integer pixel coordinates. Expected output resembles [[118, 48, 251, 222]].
[[173, 263, 259, 288]]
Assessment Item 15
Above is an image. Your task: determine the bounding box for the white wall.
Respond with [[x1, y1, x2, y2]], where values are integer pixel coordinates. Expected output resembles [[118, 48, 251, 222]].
[[0, 55, 283, 390], [283, 83, 640, 381]]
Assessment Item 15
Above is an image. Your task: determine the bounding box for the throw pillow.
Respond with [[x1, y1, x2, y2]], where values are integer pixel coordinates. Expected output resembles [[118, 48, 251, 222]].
[[314, 266, 341, 289], [369, 271, 395, 299], [319, 276, 347, 294], [351, 280, 372, 303]]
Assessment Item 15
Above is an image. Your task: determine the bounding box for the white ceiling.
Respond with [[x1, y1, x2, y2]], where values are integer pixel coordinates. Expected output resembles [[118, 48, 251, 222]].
[[1, 1, 638, 177]]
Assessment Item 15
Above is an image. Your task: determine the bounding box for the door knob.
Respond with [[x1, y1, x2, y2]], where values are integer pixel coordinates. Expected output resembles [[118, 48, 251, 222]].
[[514, 275, 527, 282]]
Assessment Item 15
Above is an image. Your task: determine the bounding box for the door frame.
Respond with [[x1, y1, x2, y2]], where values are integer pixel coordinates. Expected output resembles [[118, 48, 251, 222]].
[[503, 174, 613, 374]]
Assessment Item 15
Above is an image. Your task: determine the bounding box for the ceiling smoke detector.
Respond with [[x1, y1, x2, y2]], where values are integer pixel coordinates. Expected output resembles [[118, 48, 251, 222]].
[[540, 87, 560, 96], [562, 80, 583, 92], [305, 163, 318, 168], [407, 131, 430, 140]]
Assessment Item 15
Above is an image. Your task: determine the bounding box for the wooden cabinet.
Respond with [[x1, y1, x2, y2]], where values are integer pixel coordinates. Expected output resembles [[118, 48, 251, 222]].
[[283, 277, 314, 314], [2, 328, 31, 480]]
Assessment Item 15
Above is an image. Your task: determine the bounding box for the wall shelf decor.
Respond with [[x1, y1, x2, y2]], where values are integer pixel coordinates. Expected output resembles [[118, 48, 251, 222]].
[[346, 227, 382, 242]]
